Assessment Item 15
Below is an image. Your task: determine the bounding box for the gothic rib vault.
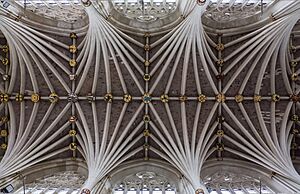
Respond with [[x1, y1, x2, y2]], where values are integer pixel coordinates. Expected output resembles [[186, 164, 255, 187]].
[[1, 0, 300, 193]]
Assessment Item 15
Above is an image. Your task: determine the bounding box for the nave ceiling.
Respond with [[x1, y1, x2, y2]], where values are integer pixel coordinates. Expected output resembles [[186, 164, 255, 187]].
[[1, 0, 300, 193]]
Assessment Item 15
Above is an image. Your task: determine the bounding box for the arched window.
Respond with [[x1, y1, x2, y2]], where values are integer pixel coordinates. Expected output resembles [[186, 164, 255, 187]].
[[201, 160, 281, 194], [113, 171, 177, 194], [14, 0, 86, 23], [15, 171, 85, 194], [204, 0, 275, 23], [107, 161, 180, 194], [204, 171, 275, 194], [112, 0, 177, 21]]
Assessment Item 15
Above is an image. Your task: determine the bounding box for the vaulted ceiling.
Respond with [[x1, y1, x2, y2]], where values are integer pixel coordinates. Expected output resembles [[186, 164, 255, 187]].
[[0, 0, 300, 193]]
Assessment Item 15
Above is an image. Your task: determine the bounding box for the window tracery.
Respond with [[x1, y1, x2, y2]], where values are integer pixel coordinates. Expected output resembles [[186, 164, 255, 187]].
[[14, 0, 86, 23], [204, 171, 274, 194], [113, 171, 176, 194], [112, 0, 177, 22], [204, 0, 275, 22], [15, 171, 86, 194]]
